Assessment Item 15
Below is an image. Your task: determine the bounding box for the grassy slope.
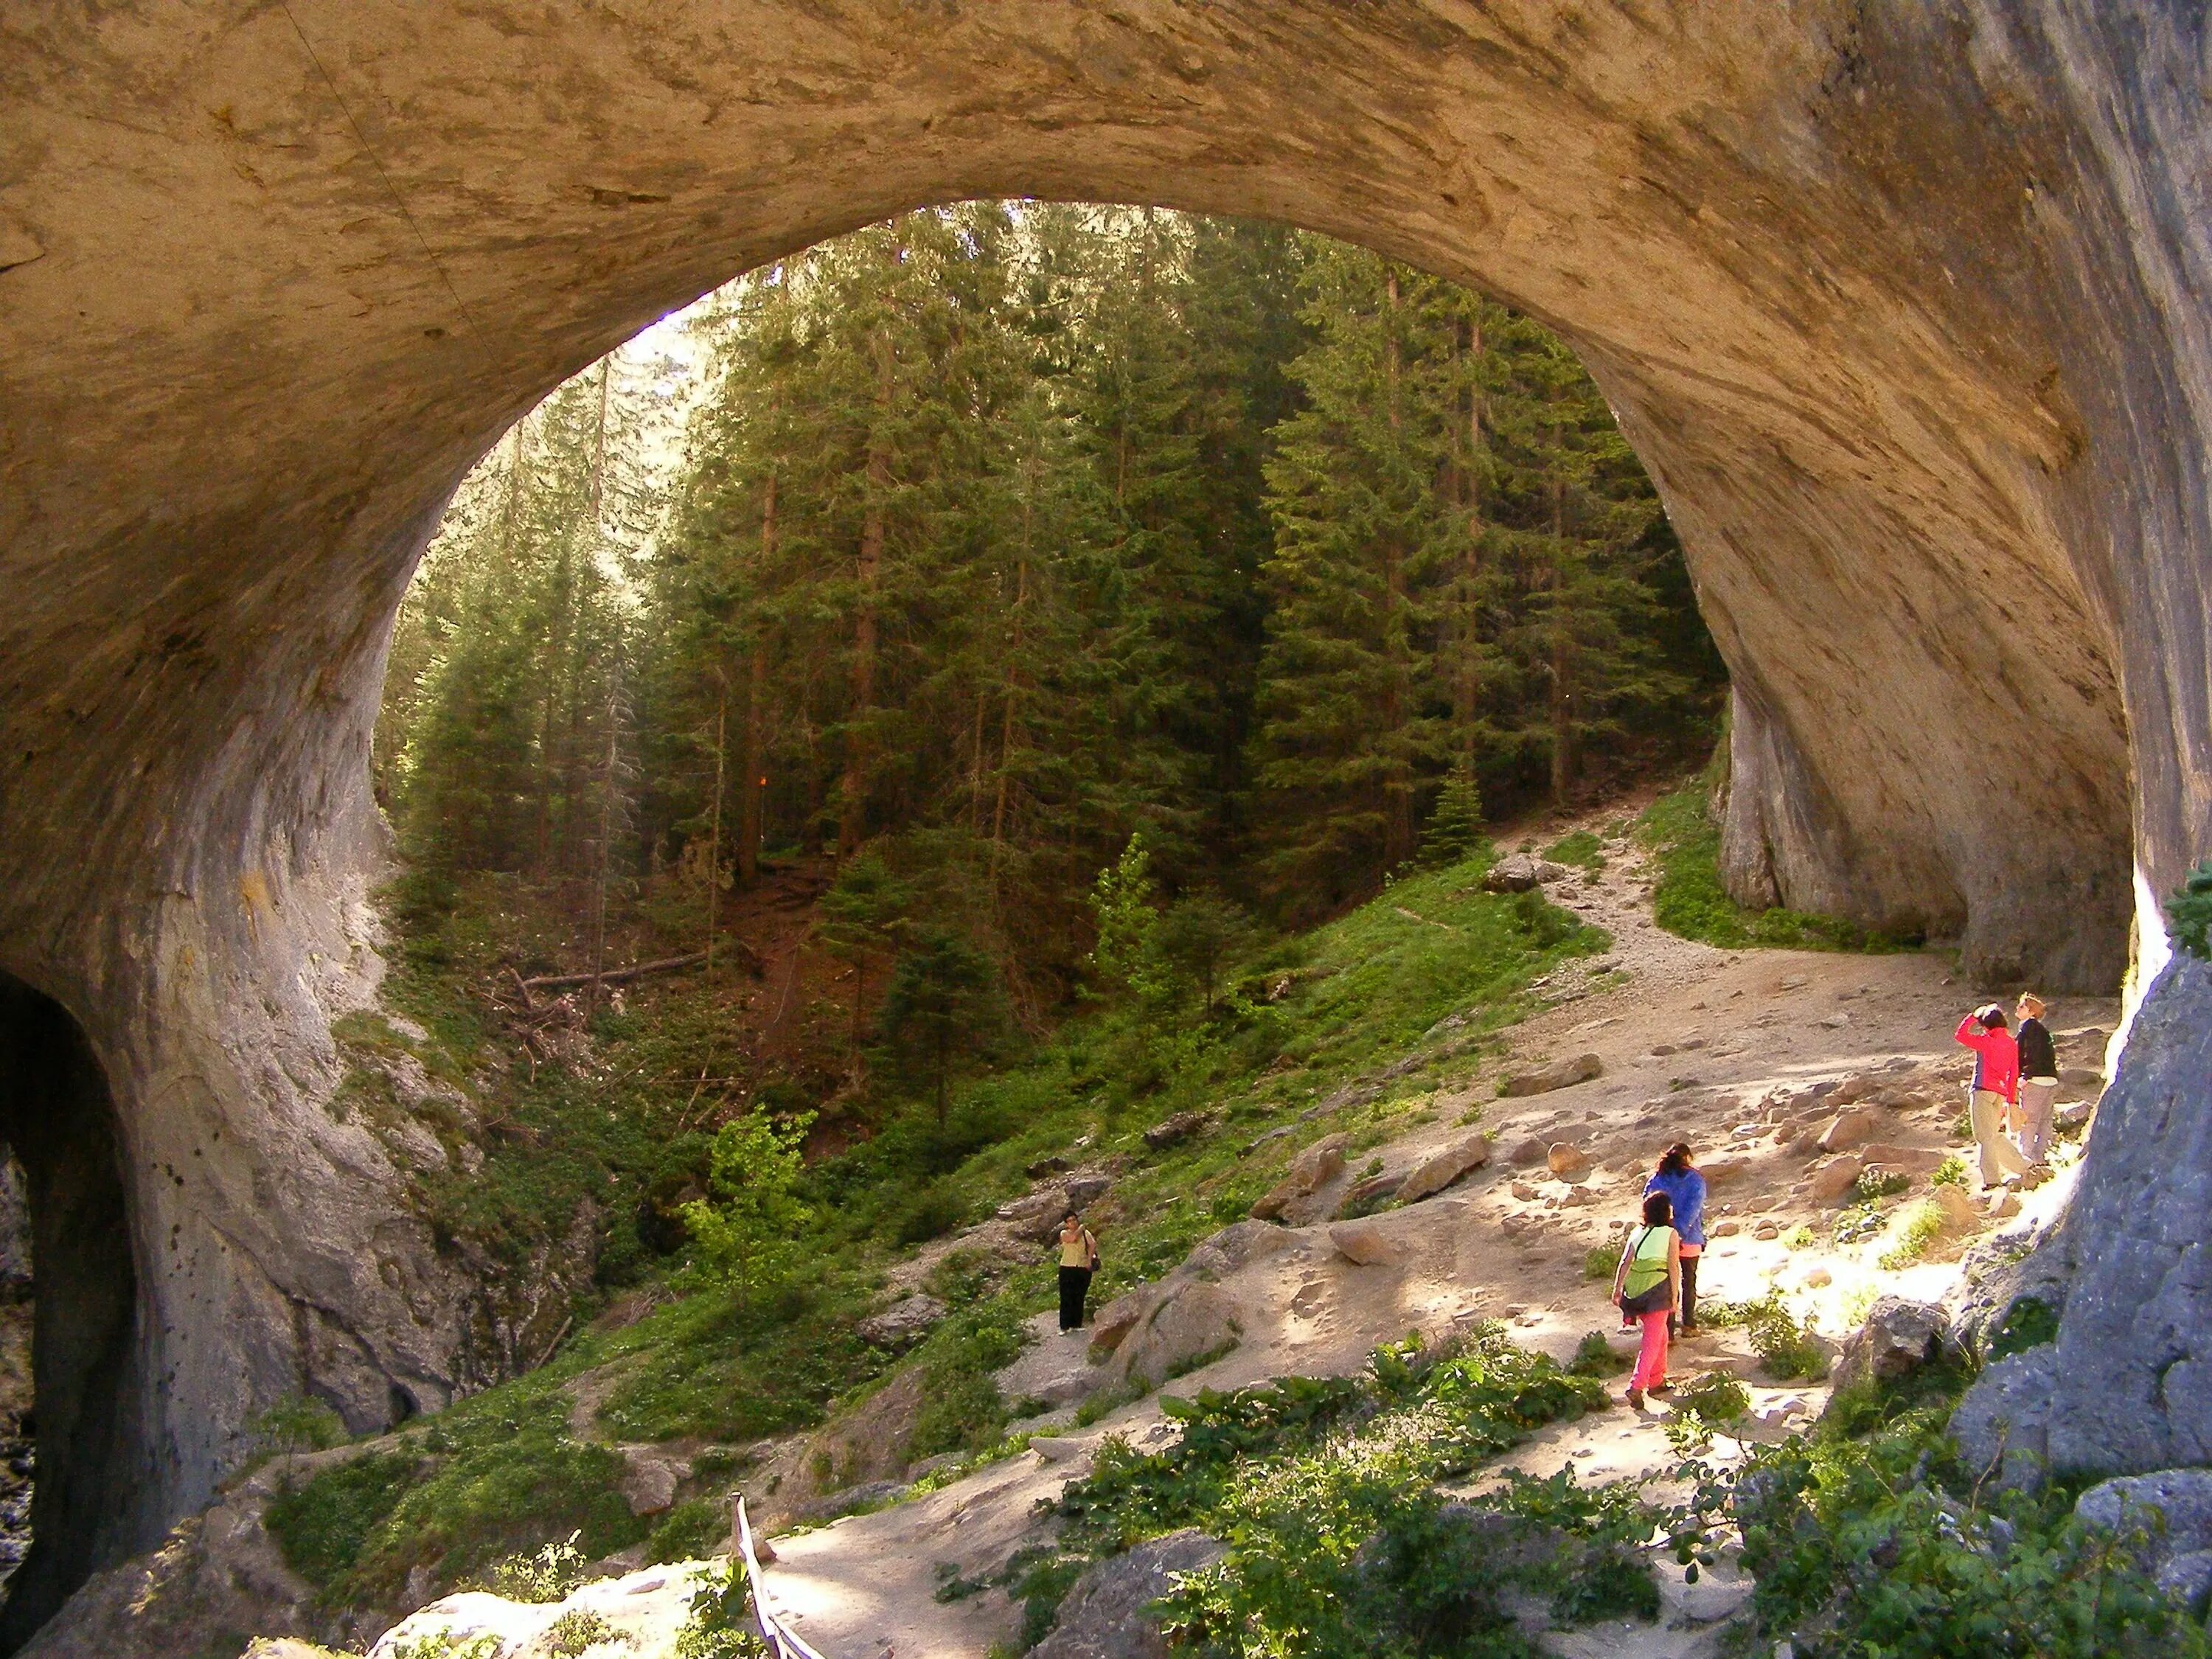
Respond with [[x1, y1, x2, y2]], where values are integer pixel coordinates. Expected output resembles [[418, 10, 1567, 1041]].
[[1635, 784, 1910, 953], [265, 848, 1609, 1615]]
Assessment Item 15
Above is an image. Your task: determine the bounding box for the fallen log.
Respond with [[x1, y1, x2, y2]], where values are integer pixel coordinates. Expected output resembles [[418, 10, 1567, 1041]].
[[520, 951, 709, 992]]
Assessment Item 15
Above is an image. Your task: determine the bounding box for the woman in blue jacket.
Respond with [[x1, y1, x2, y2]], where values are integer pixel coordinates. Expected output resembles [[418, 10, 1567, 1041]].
[[1645, 1143, 1705, 1337]]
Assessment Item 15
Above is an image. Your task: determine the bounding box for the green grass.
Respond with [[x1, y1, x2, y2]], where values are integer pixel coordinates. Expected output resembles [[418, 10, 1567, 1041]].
[[1045, 1331, 1630, 1653], [1635, 785, 1908, 953], [1544, 830, 1606, 870], [1877, 1198, 1947, 1269], [274, 849, 1605, 1622]]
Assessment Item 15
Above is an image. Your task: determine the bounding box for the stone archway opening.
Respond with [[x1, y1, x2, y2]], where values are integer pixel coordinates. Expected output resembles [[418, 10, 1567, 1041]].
[[0, 973, 144, 1652], [7, 5, 2212, 1638]]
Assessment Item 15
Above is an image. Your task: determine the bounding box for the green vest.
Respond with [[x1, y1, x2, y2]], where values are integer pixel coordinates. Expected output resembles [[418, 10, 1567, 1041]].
[[1622, 1225, 1673, 1298]]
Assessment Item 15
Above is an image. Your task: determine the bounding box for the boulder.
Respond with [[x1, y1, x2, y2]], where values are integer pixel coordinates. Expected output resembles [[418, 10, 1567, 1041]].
[[1087, 1293, 1150, 1360], [1700, 1155, 1749, 1185], [1248, 1133, 1349, 1220], [857, 1293, 947, 1351], [1817, 1107, 1882, 1153], [1340, 1173, 1404, 1213], [1482, 855, 1541, 892], [1930, 1183, 1980, 1233], [1858, 1142, 1948, 1175], [1508, 1135, 1551, 1168], [1397, 1133, 1491, 1203], [617, 1447, 685, 1517], [1950, 1346, 2058, 1486], [1832, 1296, 1946, 1392], [1808, 1156, 1864, 1203], [2077, 1471, 2212, 1589], [1032, 1530, 1225, 1659], [1546, 1143, 1592, 1180], [1142, 1110, 1212, 1151], [1328, 1220, 1405, 1266], [1501, 1054, 1603, 1097], [1177, 1220, 1295, 1282], [1110, 1282, 1242, 1386], [2160, 1551, 2212, 1616]]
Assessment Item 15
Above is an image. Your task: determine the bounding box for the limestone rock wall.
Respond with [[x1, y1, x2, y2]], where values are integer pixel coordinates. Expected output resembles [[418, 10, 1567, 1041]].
[[2, 0, 2211, 1638]]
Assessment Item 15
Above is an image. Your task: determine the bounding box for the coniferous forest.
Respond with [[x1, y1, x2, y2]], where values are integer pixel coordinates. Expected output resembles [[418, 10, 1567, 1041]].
[[378, 204, 1723, 1058]]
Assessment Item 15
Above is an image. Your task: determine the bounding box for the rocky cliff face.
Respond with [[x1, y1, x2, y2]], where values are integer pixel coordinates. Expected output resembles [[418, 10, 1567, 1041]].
[[1, 0, 2209, 1643]]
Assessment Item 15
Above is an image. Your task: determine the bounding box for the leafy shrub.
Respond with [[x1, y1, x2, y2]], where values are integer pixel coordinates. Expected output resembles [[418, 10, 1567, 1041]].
[[1671, 1397, 2211, 1659], [1705, 1291, 1828, 1381], [647, 1500, 727, 1565], [1671, 1371, 1750, 1427], [1931, 1153, 1970, 1188], [672, 1559, 771, 1659], [1988, 1295, 2060, 1362], [1584, 1243, 1620, 1281], [2168, 860, 2212, 959], [543, 1610, 619, 1658], [1853, 1166, 1912, 1203], [1878, 1198, 1947, 1270], [478, 1531, 588, 1603], [1568, 1331, 1627, 1377], [1780, 1224, 1815, 1250]]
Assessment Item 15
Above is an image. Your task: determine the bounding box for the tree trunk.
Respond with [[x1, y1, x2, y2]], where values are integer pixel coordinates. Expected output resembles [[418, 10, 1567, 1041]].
[[838, 299, 894, 858], [1460, 314, 1486, 772], [742, 467, 775, 886], [704, 683, 726, 979], [1549, 440, 1573, 804], [989, 526, 1028, 891], [1380, 268, 1413, 869], [740, 636, 765, 886]]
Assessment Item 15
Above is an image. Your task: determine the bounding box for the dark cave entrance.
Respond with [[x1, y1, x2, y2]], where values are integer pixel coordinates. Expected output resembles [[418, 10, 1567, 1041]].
[[0, 973, 142, 1654]]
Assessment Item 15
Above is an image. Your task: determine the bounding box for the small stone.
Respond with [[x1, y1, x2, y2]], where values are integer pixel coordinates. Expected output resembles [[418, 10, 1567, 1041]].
[[1546, 1142, 1592, 1180], [1754, 1222, 1780, 1241], [1818, 1108, 1882, 1153], [1805, 1268, 1832, 1288], [1711, 1220, 1742, 1237], [1511, 1180, 1540, 1201]]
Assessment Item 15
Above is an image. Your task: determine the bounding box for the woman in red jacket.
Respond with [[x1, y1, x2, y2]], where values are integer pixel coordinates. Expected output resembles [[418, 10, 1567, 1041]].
[[1955, 1004, 2028, 1189]]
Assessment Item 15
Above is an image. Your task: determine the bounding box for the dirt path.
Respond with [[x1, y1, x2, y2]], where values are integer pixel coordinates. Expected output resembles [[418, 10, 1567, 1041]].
[[386, 813, 2112, 1659], [754, 815, 2114, 1658]]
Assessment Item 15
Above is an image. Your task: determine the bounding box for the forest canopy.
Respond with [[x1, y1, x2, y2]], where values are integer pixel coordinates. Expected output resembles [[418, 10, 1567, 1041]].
[[377, 203, 1724, 1018]]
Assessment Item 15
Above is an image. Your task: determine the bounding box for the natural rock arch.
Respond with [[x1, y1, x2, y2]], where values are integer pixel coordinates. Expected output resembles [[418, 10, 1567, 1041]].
[[3, 0, 2209, 1638]]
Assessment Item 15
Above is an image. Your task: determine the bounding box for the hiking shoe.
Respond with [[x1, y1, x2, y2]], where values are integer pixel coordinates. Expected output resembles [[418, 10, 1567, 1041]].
[[1624, 1386, 1645, 1410]]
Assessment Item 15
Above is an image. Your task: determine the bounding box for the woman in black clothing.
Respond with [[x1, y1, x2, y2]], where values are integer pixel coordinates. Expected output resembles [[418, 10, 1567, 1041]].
[[1057, 1212, 1099, 1331], [2014, 993, 2059, 1166]]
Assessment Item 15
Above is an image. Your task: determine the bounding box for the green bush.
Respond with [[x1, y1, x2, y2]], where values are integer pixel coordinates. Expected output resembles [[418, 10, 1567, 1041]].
[[2167, 860, 2212, 959], [1931, 1154, 1970, 1188], [1988, 1295, 2060, 1362], [1853, 1166, 1912, 1203], [1583, 1243, 1620, 1281], [647, 1499, 728, 1564], [1568, 1331, 1627, 1377], [1672, 1395, 2212, 1658], [1671, 1371, 1749, 1427], [1878, 1198, 1947, 1269]]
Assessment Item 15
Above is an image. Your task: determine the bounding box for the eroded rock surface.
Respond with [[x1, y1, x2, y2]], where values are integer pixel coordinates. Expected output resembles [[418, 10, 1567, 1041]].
[[4, 1, 2211, 1641]]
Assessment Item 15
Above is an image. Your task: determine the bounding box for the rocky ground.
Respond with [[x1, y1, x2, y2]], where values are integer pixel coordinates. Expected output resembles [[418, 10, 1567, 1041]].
[[369, 813, 2114, 1659]]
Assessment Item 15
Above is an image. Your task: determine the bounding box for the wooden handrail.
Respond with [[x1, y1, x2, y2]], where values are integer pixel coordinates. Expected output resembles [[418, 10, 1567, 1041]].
[[735, 1498, 829, 1659]]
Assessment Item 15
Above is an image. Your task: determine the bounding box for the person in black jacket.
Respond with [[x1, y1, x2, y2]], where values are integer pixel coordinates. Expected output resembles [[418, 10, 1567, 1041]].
[[2014, 993, 2059, 1166]]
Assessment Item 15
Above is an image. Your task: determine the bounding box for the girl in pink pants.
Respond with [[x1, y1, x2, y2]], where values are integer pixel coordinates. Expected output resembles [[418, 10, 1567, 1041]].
[[1611, 1190, 1681, 1410]]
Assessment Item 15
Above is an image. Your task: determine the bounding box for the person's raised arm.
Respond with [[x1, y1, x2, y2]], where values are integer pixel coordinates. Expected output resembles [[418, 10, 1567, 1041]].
[[1955, 1013, 1986, 1048]]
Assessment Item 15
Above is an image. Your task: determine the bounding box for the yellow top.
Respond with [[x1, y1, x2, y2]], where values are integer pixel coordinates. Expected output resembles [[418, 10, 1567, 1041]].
[[1060, 1230, 1096, 1269]]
